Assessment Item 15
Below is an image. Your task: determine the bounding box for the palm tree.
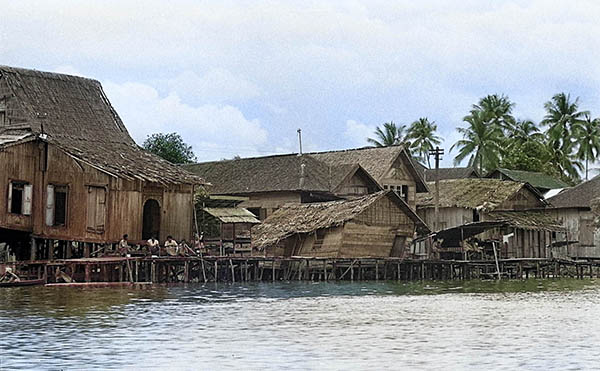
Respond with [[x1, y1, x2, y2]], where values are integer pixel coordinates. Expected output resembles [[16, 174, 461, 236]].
[[576, 115, 600, 180], [450, 111, 504, 174], [545, 140, 582, 183], [541, 93, 588, 153], [509, 119, 544, 147], [471, 94, 516, 133], [407, 117, 441, 167], [367, 121, 410, 147]]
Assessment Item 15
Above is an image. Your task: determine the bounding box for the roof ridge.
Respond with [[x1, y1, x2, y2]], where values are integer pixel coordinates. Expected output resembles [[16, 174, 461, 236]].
[[0, 65, 100, 84]]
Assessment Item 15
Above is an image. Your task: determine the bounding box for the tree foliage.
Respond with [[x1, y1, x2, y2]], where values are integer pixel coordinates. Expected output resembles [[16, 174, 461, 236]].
[[367, 121, 410, 147], [142, 132, 197, 164], [407, 117, 441, 167]]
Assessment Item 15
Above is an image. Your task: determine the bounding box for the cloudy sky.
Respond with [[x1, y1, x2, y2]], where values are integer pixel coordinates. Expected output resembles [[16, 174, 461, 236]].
[[2, 0, 600, 166]]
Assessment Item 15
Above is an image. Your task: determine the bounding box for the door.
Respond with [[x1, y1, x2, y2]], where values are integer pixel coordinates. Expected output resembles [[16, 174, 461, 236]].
[[142, 199, 161, 240]]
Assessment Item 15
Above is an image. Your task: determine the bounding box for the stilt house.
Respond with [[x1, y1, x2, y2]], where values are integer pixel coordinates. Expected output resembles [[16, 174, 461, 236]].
[[184, 145, 428, 220], [252, 190, 429, 258], [0, 66, 203, 260], [416, 178, 564, 259], [546, 176, 600, 257]]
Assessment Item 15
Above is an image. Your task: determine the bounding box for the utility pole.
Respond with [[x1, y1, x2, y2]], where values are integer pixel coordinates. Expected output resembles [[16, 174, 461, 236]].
[[429, 146, 444, 232], [297, 128, 303, 156]]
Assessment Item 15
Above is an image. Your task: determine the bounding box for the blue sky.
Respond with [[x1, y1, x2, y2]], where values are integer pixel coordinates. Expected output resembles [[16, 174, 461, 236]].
[[2, 0, 600, 167]]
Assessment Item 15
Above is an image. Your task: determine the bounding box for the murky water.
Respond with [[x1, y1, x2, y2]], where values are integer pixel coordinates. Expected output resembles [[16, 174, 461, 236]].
[[1, 279, 600, 370]]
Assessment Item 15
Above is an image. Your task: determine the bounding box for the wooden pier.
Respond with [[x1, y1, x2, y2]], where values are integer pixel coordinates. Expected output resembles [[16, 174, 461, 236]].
[[6, 256, 600, 285]]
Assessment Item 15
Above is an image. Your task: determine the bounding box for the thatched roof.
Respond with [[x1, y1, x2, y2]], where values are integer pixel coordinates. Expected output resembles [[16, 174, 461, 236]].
[[487, 211, 564, 231], [487, 168, 568, 191], [424, 167, 480, 182], [417, 178, 544, 211], [203, 207, 260, 224], [252, 190, 428, 248], [185, 154, 332, 194], [185, 145, 427, 195], [308, 145, 428, 192], [547, 175, 600, 209], [0, 66, 203, 185]]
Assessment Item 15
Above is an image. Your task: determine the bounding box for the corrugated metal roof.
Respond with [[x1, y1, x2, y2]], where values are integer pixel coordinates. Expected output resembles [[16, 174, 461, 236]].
[[203, 207, 261, 224]]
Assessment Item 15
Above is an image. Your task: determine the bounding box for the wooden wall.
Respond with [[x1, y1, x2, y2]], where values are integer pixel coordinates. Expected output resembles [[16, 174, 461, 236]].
[[418, 207, 473, 231], [378, 156, 417, 209], [0, 142, 195, 245]]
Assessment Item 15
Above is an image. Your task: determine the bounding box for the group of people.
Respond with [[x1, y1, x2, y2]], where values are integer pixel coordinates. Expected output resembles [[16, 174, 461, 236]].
[[118, 234, 204, 257]]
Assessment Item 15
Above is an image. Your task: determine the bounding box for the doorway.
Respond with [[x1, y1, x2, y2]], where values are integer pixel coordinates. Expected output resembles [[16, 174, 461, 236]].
[[142, 199, 161, 240]]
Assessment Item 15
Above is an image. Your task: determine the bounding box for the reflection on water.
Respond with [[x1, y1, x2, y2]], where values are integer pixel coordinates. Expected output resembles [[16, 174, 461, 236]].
[[1, 279, 600, 370]]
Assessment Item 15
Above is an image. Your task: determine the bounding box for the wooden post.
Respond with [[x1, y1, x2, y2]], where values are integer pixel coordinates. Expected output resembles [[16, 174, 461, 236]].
[[375, 260, 379, 281], [214, 260, 219, 282], [272, 260, 276, 282], [151, 261, 156, 283], [397, 263, 401, 281], [201, 257, 207, 283], [229, 259, 235, 283], [30, 237, 37, 261], [84, 243, 90, 258], [184, 261, 190, 283], [85, 264, 91, 282], [323, 260, 327, 281]]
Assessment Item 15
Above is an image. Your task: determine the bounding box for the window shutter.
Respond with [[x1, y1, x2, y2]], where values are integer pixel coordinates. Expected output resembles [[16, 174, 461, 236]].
[[23, 184, 33, 216], [86, 187, 96, 232], [95, 188, 106, 232], [7, 183, 12, 213], [46, 184, 55, 226]]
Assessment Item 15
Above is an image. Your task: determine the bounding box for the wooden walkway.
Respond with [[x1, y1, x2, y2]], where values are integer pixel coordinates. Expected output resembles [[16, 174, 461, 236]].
[[7, 256, 600, 284]]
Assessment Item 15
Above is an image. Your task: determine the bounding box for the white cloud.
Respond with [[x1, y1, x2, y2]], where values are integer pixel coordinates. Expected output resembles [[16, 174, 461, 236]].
[[344, 120, 375, 147], [102, 80, 269, 161], [3, 0, 600, 164], [165, 69, 261, 105]]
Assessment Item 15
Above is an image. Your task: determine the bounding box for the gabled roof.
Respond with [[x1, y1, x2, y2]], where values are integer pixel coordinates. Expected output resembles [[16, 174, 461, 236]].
[[184, 154, 332, 194], [185, 145, 427, 195], [547, 175, 600, 209], [487, 168, 568, 191], [309, 145, 428, 192], [424, 167, 480, 182], [0, 66, 203, 185], [252, 190, 429, 248], [417, 178, 545, 211]]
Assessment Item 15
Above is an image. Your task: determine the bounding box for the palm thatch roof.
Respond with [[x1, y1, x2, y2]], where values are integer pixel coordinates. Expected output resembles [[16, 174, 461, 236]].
[[487, 168, 568, 191], [424, 167, 480, 182], [185, 145, 427, 195], [203, 207, 260, 224], [547, 175, 600, 209], [252, 190, 428, 249], [0, 66, 203, 185], [487, 210, 564, 231], [417, 178, 545, 211]]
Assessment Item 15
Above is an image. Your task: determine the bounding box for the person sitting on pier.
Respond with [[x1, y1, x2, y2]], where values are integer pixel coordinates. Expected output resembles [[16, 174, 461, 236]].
[[165, 235, 178, 256], [147, 235, 160, 256], [0, 267, 20, 283], [118, 234, 130, 256]]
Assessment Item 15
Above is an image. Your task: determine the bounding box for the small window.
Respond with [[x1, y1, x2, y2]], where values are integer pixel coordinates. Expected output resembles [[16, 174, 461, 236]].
[[401, 185, 409, 202], [383, 185, 389, 190], [46, 185, 68, 227], [8, 181, 32, 215]]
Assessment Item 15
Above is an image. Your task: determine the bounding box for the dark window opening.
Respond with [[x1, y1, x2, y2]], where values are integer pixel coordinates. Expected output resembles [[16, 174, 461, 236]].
[[401, 185, 409, 202], [473, 209, 480, 222], [54, 186, 68, 226], [10, 183, 24, 214]]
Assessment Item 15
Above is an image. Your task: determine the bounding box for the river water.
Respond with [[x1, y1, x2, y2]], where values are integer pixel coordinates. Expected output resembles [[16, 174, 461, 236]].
[[1, 279, 600, 370]]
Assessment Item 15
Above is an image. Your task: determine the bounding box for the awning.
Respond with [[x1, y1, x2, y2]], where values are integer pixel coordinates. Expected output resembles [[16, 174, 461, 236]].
[[203, 207, 260, 224]]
